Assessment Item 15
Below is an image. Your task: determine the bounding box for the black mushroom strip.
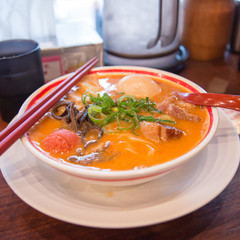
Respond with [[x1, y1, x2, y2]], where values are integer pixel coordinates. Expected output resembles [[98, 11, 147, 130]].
[[51, 100, 104, 146], [83, 125, 104, 148], [67, 141, 118, 165], [68, 152, 104, 165], [52, 101, 79, 132]]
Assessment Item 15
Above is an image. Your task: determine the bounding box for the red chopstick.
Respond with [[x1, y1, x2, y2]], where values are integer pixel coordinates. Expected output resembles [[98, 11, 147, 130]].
[[0, 57, 99, 156], [0, 57, 98, 142]]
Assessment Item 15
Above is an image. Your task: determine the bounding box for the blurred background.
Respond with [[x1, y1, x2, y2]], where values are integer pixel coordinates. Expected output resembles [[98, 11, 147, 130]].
[[0, 0, 239, 83], [0, 0, 103, 83]]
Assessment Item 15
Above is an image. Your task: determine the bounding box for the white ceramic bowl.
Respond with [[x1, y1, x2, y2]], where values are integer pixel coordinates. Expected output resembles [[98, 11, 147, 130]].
[[20, 66, 219, 186]]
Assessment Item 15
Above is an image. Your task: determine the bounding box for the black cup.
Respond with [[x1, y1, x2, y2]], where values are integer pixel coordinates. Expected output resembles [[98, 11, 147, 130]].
[[0, 39, 44, 122]]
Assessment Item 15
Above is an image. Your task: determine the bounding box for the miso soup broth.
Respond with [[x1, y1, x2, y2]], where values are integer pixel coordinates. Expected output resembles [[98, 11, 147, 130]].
[[27, 72, 210, 171]]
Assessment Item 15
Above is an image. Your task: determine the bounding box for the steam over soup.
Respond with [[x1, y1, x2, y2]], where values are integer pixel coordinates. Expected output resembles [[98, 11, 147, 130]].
[[27, 72, 210, 171]]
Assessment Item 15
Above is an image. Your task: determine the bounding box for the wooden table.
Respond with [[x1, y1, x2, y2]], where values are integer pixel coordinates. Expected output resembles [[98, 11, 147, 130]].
[[0, 52, 240, 240]]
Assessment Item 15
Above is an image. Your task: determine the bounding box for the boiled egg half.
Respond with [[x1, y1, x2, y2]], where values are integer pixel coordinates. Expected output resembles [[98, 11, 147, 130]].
[[117, 74, 161, 98]]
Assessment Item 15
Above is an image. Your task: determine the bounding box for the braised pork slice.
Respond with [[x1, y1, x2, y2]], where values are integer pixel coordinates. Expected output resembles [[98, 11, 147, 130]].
[[140, 121, 184, 143], [158, 98, 201, 122]]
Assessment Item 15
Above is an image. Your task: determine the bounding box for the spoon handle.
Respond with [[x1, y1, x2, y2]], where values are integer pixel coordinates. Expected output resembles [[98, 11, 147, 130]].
[[177, 93, 240, 111]]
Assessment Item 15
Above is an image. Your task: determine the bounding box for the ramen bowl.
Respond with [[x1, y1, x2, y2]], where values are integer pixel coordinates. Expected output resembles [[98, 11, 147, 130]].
[[20, 66, 218, 186]]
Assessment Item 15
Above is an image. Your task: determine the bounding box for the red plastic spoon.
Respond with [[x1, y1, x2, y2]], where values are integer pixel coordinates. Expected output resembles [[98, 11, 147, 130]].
[[177, 92, 240, 111]]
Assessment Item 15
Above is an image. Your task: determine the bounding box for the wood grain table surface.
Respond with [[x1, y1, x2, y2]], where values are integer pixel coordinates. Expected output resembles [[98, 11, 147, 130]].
[[0, 52, 240, 240]]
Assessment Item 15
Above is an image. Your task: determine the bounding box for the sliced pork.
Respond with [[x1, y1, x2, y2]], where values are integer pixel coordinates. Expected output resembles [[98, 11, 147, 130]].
[[157, 92, 202, 122], [159, 99, 201, 121], [140, 121, 184, 143]]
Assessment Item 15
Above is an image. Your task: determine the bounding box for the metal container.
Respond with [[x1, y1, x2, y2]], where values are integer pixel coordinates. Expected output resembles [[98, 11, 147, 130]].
[[102, 0, 188, 72]]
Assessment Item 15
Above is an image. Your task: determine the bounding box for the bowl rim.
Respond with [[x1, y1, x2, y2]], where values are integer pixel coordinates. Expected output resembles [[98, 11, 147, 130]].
[[20, 66, 219, 181]]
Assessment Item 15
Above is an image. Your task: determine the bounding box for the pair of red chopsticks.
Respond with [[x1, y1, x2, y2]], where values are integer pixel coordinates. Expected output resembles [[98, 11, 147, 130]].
[[0, 57, 99, 156]]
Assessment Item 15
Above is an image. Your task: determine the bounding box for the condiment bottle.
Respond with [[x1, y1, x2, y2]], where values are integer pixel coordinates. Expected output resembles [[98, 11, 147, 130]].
[[181, 0, 235, 61]]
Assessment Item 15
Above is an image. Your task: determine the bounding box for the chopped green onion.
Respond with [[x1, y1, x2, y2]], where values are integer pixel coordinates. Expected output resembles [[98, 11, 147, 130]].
[[91, 104, 102, 113], [118, 95, 136, 103], [82, 92, 176, 131], [81, 91, 90, 105]]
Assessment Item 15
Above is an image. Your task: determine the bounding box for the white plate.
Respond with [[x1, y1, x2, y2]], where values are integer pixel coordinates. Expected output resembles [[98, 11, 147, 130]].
[[1, 110, 239, 229]]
